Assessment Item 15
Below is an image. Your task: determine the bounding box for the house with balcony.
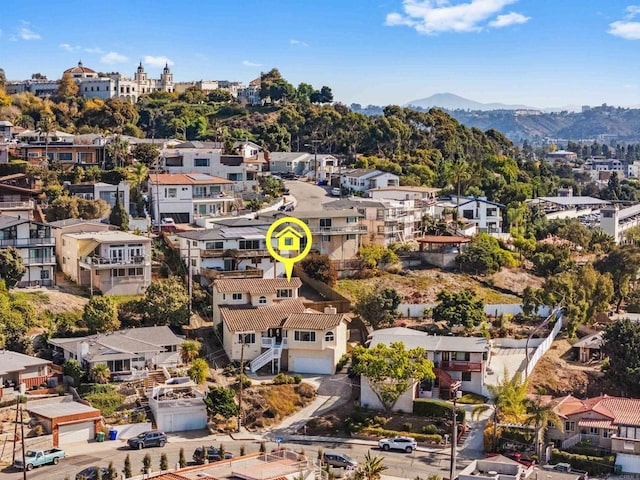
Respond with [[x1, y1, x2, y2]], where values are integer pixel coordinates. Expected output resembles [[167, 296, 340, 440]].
[[213, 278, 349, 375], [66, 181, 131, 215], [18, 136, 106, 169], [50, 218, 114, 264], [341, 169, 400, 193], [0, 214, 55, 286], [58, 230, 151, 295], [437, 196, 505, 234], [49, 326, 185, 374], [148, 173, 237, 225], [367, 185, 440, 219], [0, 174, 45, 218], [148, 381, 207, 432], [175, 218, 284, 284], [0, 350, 57, 399], [360, 327, 490, 412], [547, 395, 640, 473]]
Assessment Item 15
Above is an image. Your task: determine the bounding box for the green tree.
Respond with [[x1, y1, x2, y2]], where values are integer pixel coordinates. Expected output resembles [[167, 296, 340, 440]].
[[83, 295, 120, 334], [105, 461, 117, 480], [142, 453, 152, 474], [160, 453, 169, 471], [109, 189, 129, 231], [354, 286, 401, 330], [123, 454, 132, 478], [208, 89, 233, 103], [456, 233, 511, 274], [188, 358, 209, 384], [90, 363, 111, 384], [603, 318, 640, 396], [299, 253, 338, 286], [63, 359, 84, 386], [351, 342, 434, 412], [595, 247, 640, 312], [36, 113, 57, 170], [353, 451, 388, 480], [204, 386, 239, 419], [524, 393, 563, 460], [143, 276, 190, 326], [433, 289, 485, 329], [358, 245, 399, 269], [57, 73, 79, 98], [0, 247, 26, 288], [180, 340, 202, 364], [179, 447, 187, 468], [131, 143, 160, 165]]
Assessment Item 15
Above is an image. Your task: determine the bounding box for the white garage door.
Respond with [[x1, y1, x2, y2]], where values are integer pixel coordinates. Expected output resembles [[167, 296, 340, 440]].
[[58, 422, 95, 445], [293, 357, 333, 375], [617, 453, 640, 474]]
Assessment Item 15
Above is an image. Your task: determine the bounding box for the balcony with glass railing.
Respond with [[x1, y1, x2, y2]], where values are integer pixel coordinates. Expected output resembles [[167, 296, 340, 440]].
[[79, 255, 150, 269], [0, 237, 54, 247], [308, 225, 367, 235]]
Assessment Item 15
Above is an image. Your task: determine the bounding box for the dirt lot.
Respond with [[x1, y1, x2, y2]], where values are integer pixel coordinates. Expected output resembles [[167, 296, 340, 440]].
[[491, 268, 544, 295], [24, 286, 89, 315], [335, 267, 530, 304], [527, 337, 620, 397]]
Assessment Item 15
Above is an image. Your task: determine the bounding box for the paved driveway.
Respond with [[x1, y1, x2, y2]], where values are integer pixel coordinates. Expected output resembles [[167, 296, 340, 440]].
[[284, 180, 336, 211]]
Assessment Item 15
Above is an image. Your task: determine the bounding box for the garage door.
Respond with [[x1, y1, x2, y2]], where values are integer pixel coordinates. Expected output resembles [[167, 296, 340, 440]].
[[292, 357, 333, 375], [617, 453, 640, 474], [160, 412, 207, 432], [58, 422, 95, 445]]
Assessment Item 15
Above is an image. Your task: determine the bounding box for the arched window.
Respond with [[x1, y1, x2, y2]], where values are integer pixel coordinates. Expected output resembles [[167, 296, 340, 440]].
[[258, 296, 267, 304], [324, 331, 334, 342]]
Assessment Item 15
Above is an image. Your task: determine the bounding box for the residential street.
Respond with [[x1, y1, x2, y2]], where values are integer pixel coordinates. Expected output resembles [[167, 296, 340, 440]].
[[284, 180, 336, 211]]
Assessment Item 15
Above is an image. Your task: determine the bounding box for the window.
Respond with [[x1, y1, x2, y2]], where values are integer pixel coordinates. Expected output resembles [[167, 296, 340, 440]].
[[232, 293, 243, 301], [165, 156, 183, 167], [227, 173, 242, 181], [166, 188, 177, 198], [239, 240, 260, 250], [487, 208, 498, 217], [565, 421, 575, 432], [277, 289, 292, 298], [347, 217, 357, 224], [294, 331, 316, 342], [128, 268, 143, 276], [77, 152, 91, 163], [324, 332, 334, 342], [319, 218, 332, 228], [322, 235, 331, 242], [111, 269, 126, 277], [452, 352, 470, 361], [347, 234, 356, 240], [238, 333, 255, 344], [258, 296, 267, 304], [58, 152, 73, 161], [40, 270, 50, 280], [191, 259, 196, 267], [589, 427, 599, 435], [194, 158, 210, 167], [603, 430, 609, 438], [205, 241, 224, 250], [461, 372, 472, 382], [463, 209, 474, 219]]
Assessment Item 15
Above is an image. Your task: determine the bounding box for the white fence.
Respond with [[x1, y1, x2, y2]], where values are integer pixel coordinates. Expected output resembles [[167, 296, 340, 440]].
[[525, 313, 563, 378], [399, 303, 551, 319]]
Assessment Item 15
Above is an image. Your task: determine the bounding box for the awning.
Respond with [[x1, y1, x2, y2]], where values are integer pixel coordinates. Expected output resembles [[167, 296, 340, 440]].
[[578, 419, 614, 429], [78, 239, 99, 258]]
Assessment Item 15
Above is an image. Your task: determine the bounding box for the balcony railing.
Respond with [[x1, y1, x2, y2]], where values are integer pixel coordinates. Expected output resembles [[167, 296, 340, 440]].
[[22, 256, 56, 265], [79, 255, 149, 268], [200, 268, 263, 280], [0, 237, 54, 247], [200, 249, 270, 258], [439, 361, 482, 372], [261, 337, 288, 349], [0, 200, 35, 209], [309, 225, 368, 235], [192, 192, 233, 199]]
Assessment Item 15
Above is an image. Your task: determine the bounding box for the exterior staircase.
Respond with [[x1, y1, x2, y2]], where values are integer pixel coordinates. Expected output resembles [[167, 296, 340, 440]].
[[435, 368, 455, 399], [249, 338, 287, 373]]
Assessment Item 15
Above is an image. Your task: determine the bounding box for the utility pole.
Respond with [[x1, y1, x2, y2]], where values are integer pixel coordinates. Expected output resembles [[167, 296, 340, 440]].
[[450, 382, 462, 480], [237, 335, 246, 433], [305, 140, 321, 183], [187, 242, 193, 318], [12, 398, 19, 465], [20, 404, 26, 480]]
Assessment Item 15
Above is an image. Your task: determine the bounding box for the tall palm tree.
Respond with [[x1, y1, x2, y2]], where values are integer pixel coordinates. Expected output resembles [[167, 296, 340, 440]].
[[353, 452, 387, 480], [524, 394, 564, 461], [90, 363, 111, 384], [449, 160, 471, 220], [129, 161, 149, 215], [36, 114, 57, 170], [180, 340, 202, 364]]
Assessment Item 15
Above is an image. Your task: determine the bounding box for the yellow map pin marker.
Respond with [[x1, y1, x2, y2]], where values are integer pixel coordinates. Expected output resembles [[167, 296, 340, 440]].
[[266, 216, 313, 282]]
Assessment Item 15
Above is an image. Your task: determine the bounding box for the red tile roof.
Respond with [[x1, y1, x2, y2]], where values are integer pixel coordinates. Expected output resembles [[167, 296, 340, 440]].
[[149, 173, 233, 185], [220, 300, 307, 332], [282, 313, 347, 330], [553, 395, 640, 427]]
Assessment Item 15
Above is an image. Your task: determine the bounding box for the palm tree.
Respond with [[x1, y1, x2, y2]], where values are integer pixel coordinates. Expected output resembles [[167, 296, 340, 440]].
[[353, 452, 387, 480], [36, 114, 57, 170], [449, 160, 471, 221], [524, 393, 564, 461], [90, 364, 111, 384], [129, 161, 149, 215], [180, 340, 202, 364]]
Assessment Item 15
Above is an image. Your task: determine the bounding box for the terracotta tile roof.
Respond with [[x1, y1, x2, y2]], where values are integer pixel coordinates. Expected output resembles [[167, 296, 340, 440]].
[[553, 395, 640, 427], [147, 474, 188, 480], [149, 173, 233, 185], [214, 278, 302, 294], [578, 419, 614, 429], [282, 313, 346, 330], [220, 300, 307, 332]]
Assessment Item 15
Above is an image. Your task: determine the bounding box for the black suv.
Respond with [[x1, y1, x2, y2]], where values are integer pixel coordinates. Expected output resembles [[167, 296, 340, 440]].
[[323, 452, 358, 469], [75, 467, 108, 480], [127, 431, 167, 449], [193, 446, 234, 464]]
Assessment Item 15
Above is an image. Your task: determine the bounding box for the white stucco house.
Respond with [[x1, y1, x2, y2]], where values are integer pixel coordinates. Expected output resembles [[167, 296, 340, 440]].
[[341, 169, 400, 193], [148, 381, 207, 433]]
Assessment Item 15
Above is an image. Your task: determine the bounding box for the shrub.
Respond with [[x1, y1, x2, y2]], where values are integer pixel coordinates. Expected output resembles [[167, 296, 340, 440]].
[[401, 422, 413, 432], [293, 374, 302, 384], [32, 424, 44, 436], [83, 384, 125, 416], [358, 426, 442, 444], [235, 374, 252, 389], [413, 399, 465, 423], [550, 449, 614, 475], [422, 424, 438, 434], [295, 382, 316, 399], [336, 354, 350, 373], [299, 253, 338, 286], [273, 373, 295, 385], [373, 415, 389, 427]]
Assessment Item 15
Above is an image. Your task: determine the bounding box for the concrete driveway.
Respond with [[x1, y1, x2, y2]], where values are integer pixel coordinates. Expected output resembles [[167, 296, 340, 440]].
[[284, 180, 336, 211]]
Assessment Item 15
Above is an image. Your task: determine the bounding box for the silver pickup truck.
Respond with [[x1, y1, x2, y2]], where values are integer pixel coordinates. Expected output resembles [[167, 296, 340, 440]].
[[14, 448, 65, 471]]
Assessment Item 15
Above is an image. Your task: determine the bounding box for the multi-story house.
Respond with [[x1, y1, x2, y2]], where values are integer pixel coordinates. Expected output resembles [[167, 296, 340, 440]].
[[367, 185, 440, 218], [360, 327, 490, 412], [18, 136, 107, 169], [341, 169, 400, 193], [175, 218, 284, 284], [66, 181, 130, 214], [148, 173, 237, 225], [0, 350, 57, 398], [0, 121, 13, 141], [437, 196, 505, 234], [0, 214, 55, 286], [58, 230, 152, 295], [212, 278, 349, 375], [49, 218, 114, 265], [268, 152, 339, 181]]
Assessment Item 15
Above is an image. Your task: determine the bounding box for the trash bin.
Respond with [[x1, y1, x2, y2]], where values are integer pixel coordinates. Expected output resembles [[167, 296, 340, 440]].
[[615, 465, 622, 475], [96, 432, 105, 443], [109, 429, 117, 441]]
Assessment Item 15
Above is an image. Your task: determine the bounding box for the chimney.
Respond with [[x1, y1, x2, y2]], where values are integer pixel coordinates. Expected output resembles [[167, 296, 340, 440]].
[[324, 305, 337, 315], [77, 341, 89, 360]]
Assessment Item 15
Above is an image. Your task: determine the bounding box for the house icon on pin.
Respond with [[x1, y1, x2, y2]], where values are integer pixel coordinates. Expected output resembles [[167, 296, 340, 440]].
[[275, 226, 304, 252]]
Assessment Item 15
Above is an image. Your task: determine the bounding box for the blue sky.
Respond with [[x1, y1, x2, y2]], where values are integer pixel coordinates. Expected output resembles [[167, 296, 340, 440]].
[[1, 0, 640, 109]]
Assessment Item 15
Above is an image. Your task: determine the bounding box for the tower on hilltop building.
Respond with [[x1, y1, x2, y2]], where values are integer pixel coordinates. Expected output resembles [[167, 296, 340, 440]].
[[134, 61, 147, 82], [160, 63, 173, 92]]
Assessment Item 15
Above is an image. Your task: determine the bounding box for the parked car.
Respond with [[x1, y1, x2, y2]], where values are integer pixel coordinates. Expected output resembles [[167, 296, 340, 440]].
[[193, 446, 234, 464], [278, 203, 295, 212], [331, 187, 341, 196], [378, 436, 418, 453], [323, 452, 358, 469], [14, 449, 65, 471], [75, 467, 109, 480], [127, 430, 167, 449], [544, 463, 588, 480]]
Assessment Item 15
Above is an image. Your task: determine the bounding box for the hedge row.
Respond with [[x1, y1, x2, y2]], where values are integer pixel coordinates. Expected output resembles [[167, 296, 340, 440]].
[[551, 449, 615, 475], [413, 399, 465, 423], [358, 426, 443, 444]]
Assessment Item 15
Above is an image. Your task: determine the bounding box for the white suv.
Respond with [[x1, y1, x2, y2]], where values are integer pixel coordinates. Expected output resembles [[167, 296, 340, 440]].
[[378, 436, 417, 453]]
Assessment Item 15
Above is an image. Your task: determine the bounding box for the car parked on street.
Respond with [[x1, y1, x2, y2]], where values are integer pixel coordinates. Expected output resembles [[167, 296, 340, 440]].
[[75, 467, 109, 480], [331, 187, 341, 196], [127, 430, 167, 449], [323, 452, 358, 468], [14, 449, 65, 471], [193, 446, 234, 464], [378, 436, 418, 453]]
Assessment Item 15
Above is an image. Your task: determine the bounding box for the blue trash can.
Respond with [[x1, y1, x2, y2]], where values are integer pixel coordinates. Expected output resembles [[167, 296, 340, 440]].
[[108, 429, 117, 441]]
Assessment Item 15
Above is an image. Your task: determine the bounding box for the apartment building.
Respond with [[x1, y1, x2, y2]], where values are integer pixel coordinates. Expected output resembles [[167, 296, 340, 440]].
[[0, 215, 55, 286], [437, 196, 505, 234]]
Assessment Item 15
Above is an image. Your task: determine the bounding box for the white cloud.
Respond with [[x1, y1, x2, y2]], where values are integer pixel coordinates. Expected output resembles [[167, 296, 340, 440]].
[[290, 39, 309, 47], [609, 20, 640, 39], [19, 27, 40, 40], [143, 55, 174, 67], [625, 5, 640, 19], [242, 60, 262, 67], [84, 47, 104, 54], [488, 11, 530, 27], [59, 44, 104, 54], [385, 0, 530, 34], [101, 51, 129, 64], [59, 43, 78, 52]]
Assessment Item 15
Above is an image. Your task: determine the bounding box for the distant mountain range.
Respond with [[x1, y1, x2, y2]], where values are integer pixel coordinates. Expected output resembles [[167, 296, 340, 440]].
[[404, 92, 582, 113]]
